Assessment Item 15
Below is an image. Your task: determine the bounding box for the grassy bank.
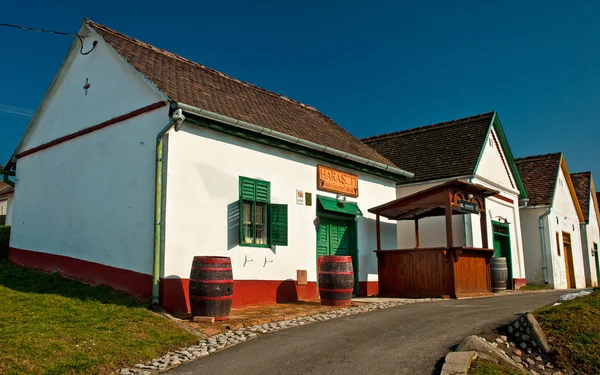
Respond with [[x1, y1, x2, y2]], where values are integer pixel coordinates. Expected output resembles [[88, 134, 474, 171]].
[[0, 260, 196, 375], [468, 359, 521, 375], [535, 289, 600, 375]]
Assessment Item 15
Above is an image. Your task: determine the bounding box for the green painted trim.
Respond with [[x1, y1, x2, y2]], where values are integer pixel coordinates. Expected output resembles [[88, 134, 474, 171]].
[[491, 114, 528, 200], [317, 195, 363, 216], [472, 112, 528, 200], [491, 220, 510, 237], [185, 114, 407, 182], [491, 220, 513, 288], [239, 243, 271, 248]]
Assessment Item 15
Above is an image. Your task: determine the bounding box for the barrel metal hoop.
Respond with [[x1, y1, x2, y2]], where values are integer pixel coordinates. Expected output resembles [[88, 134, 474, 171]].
[[191, 267, 233, 271], [190, 279, 234, 284], [190, 295, 233, 301], [318, 288, 354, 293]]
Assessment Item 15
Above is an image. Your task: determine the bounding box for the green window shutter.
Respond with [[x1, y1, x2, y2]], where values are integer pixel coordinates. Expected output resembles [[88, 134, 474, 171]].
[[270, 204, 288, 246], [256, 180, 270, 203], [240, 177, 256, 201]]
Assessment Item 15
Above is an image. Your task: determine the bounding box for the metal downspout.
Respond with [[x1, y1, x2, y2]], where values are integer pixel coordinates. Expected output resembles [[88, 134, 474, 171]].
[[539, 208, 552, 284], [152, 109, 185, 307]]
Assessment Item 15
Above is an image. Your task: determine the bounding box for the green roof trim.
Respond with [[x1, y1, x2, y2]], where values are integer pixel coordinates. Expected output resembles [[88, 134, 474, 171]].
[[473, 112, 528, 200], [317, 195, 363, 216]]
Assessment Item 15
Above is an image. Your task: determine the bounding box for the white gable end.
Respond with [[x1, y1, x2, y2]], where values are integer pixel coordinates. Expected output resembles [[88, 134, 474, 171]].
[[474, 128, 516, 191], [17, 24, 165, 153], [552, 167, 579, 220]]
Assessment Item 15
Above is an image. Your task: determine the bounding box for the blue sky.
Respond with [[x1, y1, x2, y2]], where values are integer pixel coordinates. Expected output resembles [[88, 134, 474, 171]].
[[1, 1, 599, 182]]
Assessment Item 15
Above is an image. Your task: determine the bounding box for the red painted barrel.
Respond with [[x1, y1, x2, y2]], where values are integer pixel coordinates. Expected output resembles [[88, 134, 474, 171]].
[[318, 255, 354, 306], [189, 256, 233, 321]]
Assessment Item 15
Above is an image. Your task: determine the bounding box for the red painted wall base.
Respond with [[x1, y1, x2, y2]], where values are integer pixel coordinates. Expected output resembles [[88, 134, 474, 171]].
[[9, 247, 151, 298], [513, 278, 527, 290], [359, 281, 378, 296], [9, 247, 320, 313], [160, 278, 318, 313]]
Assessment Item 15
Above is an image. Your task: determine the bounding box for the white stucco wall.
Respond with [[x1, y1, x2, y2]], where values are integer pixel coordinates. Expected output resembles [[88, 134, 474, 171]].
[[519, 207, 548, 285], [475, 128, 516, 189], [546, 167, 586, 289], [18, 25, 165, 153], [11, 108, 168, 274], [5, 195, 13, 226], [10, 31, 168, 275], [0, 199, 7, 217], [582, 193, 600, 286], [162, 123, 398, 284]]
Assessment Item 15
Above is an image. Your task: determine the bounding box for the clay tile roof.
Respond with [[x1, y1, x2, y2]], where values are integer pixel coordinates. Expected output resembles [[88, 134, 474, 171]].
[[570, 172, 591, 222], [515, 153, 562, 206], [85, 20, 396, 169], [0, 182, 13, 197], [362, 112, 494, 183]]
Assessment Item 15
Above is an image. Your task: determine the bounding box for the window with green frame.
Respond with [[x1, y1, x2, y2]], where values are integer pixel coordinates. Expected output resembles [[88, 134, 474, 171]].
[[239, 176, 288, 247]]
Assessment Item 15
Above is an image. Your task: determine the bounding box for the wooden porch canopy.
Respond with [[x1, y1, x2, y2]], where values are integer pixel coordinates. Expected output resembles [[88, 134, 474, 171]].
[[368, 179, 500, 299], [369, 179, 499, 249]]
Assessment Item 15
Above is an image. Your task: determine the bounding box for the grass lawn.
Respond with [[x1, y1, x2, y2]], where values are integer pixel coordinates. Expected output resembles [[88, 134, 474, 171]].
[[0, 260, 197, 375], [535, 289, 600, 375], [468, 359, 522, 375]]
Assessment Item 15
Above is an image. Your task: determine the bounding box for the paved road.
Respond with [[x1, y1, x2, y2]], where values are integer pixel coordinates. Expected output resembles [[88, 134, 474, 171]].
[[167, 291, 564, 375]]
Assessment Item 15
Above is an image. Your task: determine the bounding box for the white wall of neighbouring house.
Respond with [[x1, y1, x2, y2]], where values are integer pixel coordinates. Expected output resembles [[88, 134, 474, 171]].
[[519, 207, 549, 286], [10, 27, 167, 276], [162, 123, 398, 284], [5, 195, 13, 226], [0, 199, 7, 217], [583, 193, 600, 287], [547, 167, 586, 289]]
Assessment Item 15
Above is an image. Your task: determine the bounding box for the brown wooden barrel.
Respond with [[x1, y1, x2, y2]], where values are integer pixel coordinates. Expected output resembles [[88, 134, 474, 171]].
[[189, 256, 233, 320], [318, 255, 354, 306], [490, 256, 508, 293]]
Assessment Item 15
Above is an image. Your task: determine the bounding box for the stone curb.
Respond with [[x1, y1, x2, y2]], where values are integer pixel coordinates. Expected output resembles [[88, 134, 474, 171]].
[[116, 298, 440, 374], [441, 351, 477, 375]]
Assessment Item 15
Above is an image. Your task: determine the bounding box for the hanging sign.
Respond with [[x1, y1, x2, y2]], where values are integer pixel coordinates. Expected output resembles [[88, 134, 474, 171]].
[[317, 165, 359, 198], [296, 189, 305, 205], [458, 200, 479, 214]]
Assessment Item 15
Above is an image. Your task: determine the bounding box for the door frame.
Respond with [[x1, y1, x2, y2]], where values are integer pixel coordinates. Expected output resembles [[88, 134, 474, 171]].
[[594, 242, 600, 285], [562, 231, 576, 289], [492, 220, 513, 289], [315, 211, 359, 294]]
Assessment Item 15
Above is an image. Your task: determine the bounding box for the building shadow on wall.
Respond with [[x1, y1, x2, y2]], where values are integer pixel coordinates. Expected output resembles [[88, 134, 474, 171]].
[[160, 275, 189, 313], [276, 279, 299, 303], [227, 201, 240, 250]]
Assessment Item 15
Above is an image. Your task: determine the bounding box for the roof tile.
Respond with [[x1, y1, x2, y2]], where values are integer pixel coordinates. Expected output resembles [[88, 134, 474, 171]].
[[515, 153, 562, 206], [85, 20, 396, 169], [362, 112, 494, 183], [571, 172, 591, 222]]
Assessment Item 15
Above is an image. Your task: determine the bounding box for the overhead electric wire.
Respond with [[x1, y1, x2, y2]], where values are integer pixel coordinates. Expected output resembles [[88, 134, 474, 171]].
[[0, 22, 97, 55], [0, 104, 34, 118]]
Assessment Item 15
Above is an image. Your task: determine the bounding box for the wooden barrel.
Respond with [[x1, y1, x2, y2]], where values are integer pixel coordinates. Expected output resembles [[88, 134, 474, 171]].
[[318, 255, 354, 306], [490, 257, 508, 293], [189, 256, 233, 321]]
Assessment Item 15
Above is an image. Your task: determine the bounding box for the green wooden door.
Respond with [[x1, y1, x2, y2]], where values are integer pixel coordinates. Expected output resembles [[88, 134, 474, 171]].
[[316, 216, 357, 292], [493, 238, 502, 258]]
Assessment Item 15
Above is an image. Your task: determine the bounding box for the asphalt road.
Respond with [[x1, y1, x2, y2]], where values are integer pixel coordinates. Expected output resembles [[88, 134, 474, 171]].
[[167, 291, 564, 375]]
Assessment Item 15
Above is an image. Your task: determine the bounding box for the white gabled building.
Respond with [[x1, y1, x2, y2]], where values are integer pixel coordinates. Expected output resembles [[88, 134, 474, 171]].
[[363, 112, 529, 289], [5, 19, 412, 312], [570, 172, 600, 287], [516, 153, 586, 289]]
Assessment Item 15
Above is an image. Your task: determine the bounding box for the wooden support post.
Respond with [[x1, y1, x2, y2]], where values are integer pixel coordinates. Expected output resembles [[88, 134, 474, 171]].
[[414, 219, 420, 248], [480, 209, 488, 248], [445, 193, 454, 248], [376, 214, 381, 251]]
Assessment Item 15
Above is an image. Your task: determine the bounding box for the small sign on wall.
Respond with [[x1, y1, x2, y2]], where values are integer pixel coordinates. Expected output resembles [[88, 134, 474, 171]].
[[296, 189, 305, 205]]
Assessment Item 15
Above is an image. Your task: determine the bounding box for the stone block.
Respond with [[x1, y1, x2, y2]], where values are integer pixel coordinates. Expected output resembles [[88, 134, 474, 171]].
[[440, 351, 477, 375]]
